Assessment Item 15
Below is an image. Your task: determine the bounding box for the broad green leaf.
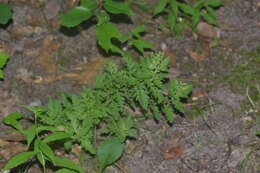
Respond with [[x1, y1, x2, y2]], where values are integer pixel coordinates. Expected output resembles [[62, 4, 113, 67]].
[[130, 39, 153, 54], [206, 7, 217, 21], [23, 125, 37, 147], [169, 0, 178, 16], [3, 151, 36, 170], [96, 23, 123, 54], [37, 140, 56, 164], [206, 0, 222, 8], [177, 3, 194, 15], [202, 13, 217, 25], [0, 3, 12, 25], [3, 112, 23, 131], [191, 10, 201, 30], [192, 0, 205, 9], [153, 0, 168, 15], [80, 0, 99, 10], [103, 0, 133, 15], [53, 156, 84, 172], [59, 6, 93, 27], [36, 152, 46, 167], [130, 25, 147, 38], [0, 52, 9, 68], [43, 132, 71, 143], [55, 168, 77, 173], [97, 138, 124, 171], [167, 10, 176, 30], [37, 126, 58, 132]]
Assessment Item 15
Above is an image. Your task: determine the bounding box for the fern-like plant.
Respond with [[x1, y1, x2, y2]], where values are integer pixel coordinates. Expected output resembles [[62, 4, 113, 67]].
[[2, 52, 192, 173]]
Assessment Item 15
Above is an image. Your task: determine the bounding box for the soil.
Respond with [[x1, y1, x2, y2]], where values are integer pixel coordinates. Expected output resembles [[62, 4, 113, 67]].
[[0, 0, 259, 173]]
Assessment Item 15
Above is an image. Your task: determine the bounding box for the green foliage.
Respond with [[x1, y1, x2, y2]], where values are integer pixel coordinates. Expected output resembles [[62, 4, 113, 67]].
[[2, 112, 84, 173], [153, 0, 223, 37], [59, 0, 153, 56], [0, 2, 12, 25], [0, 52, 9, 79], [97, 138, 124, 172], [2, 52, 192, 172]]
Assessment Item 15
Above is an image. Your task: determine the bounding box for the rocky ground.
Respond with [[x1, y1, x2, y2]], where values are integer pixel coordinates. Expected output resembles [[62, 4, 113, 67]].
[[0, 0, 259, 173]]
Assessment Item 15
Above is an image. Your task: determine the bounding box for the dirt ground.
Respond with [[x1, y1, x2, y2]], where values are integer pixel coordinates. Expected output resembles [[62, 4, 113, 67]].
[[0, 0, 259, 173]]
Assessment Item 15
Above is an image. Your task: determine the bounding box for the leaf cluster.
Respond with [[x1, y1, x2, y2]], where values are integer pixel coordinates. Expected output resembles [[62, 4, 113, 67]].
[[59, 0, 153, 55], [153, 0, 223, 37], [2, 52, 192, 173]]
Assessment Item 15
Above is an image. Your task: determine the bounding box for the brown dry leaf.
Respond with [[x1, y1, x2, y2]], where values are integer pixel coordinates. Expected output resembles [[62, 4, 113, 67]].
[[164, 51, 177, 67], [34, 57, 105, 84], [186, 48, 209, 61], [193, 90, 206, 98], [36, 35, 60, 73], [162, 142, 184, 160]]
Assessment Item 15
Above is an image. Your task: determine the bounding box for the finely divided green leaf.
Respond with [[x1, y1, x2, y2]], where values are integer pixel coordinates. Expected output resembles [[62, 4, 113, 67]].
[[3, 151, 36, 170], [153, 0, 168, 15], [103, 0, 133, 15], [98, 138, 124, 171], [163, 105, 174, 123], [0, 3, 12, 25], [59, 6, 93, 27]]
